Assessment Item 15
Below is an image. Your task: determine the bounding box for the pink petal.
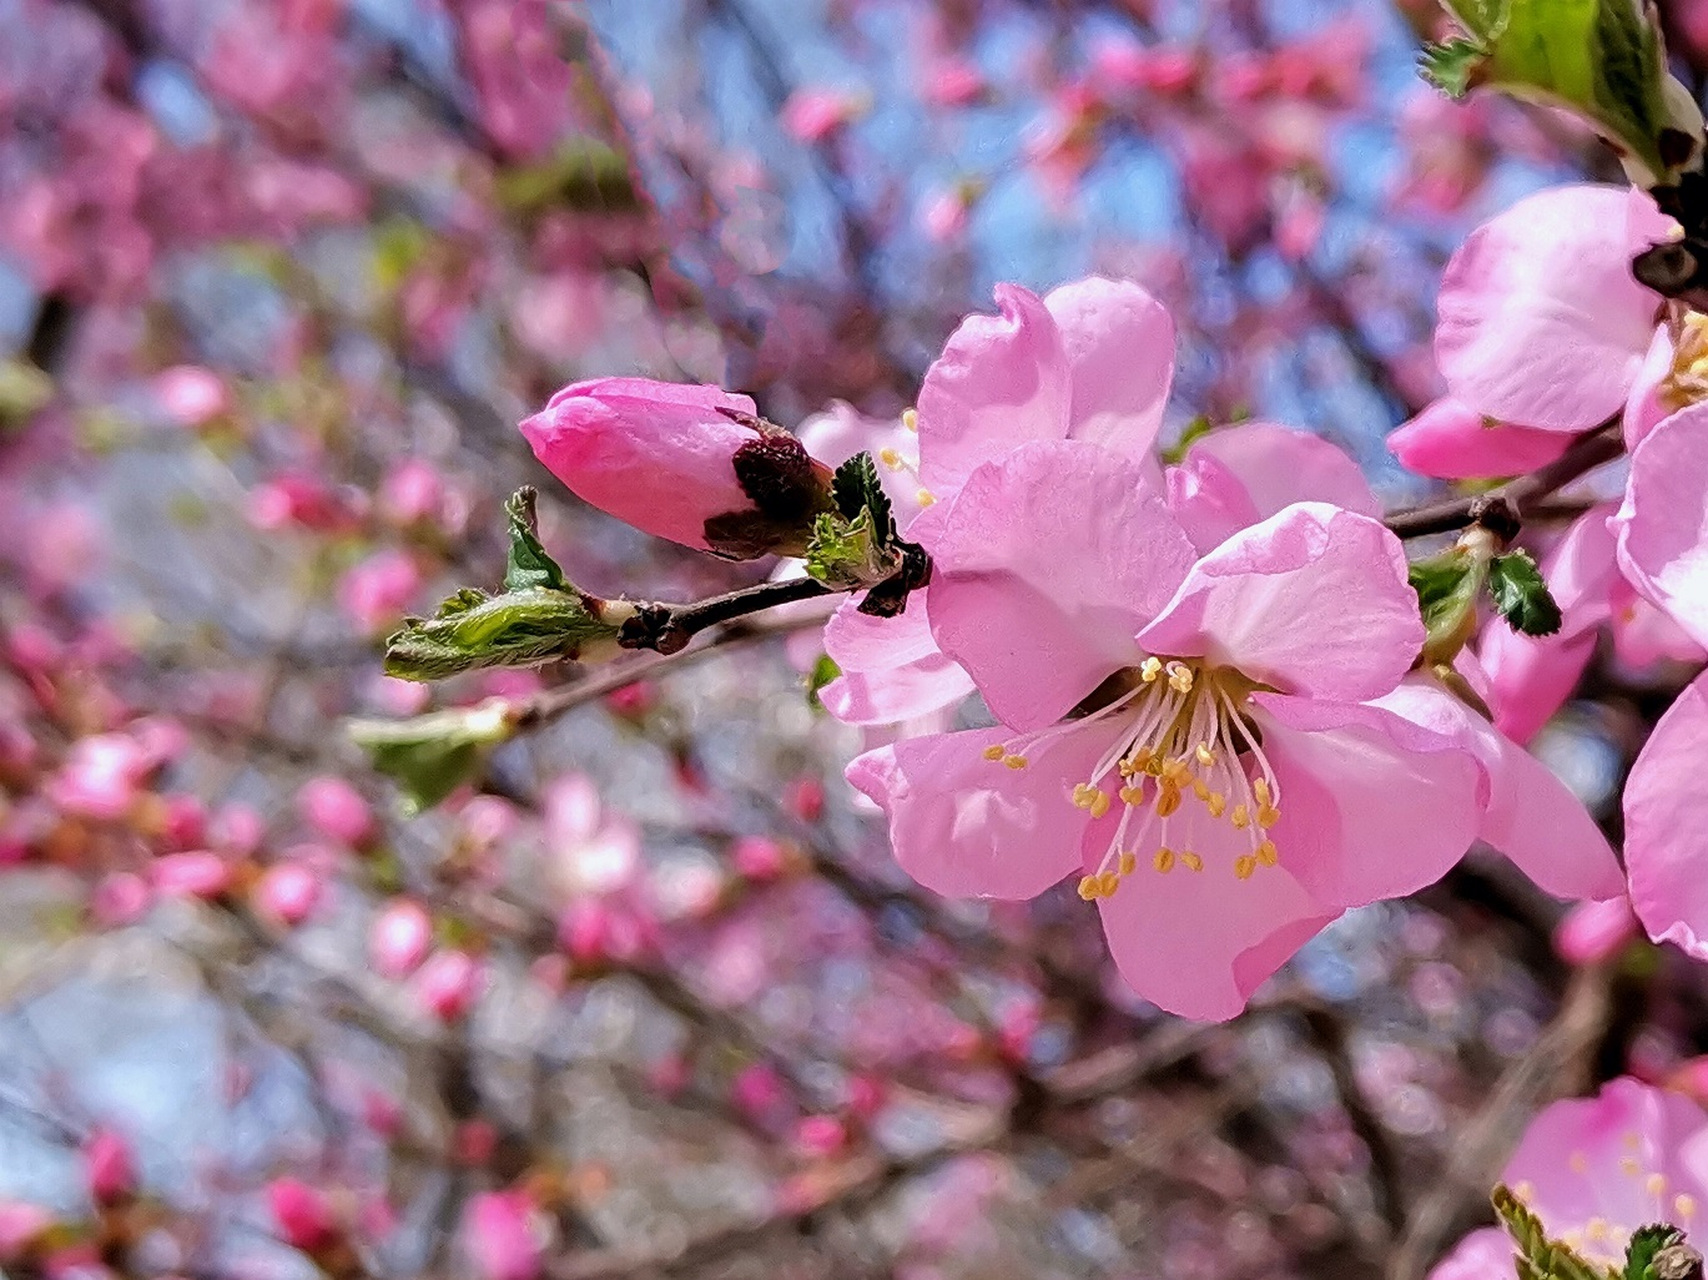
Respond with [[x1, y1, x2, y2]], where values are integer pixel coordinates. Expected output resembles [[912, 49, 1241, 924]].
[[1626, 672, 1708, 959], [1137, 503, 1422, 702], [1435, 185, 1669, 431], [1043, 276, 1175, 460], [915, 284, 1072, 493], [1480, 621, 1597, 746], [1387, 397, 1571, 479], [1624, 326, 1676, 449], [824, 591, 939, 670], [846, 720, 1124, 900], [928, 441, 1195, 731], [819, 656, 976, 725], [1613, 404, 1708, 650], [1554, 897, 1639, 965], [1087, 800, 1335, 1021], [1427, 1228, 1515, 1280], [1610, 582, 1705, 668], [1169, 422, 1380, 551], [1252, 694, 1482, 908]]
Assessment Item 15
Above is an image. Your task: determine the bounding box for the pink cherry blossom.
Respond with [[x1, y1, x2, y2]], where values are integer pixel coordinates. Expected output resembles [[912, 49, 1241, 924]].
[[297, 776, 376, 848], [780, 87, 865, 142], [520, 377, 830, 558], [255, 862, 323, 927], [1624, 672, 1708, 960], [850, 441, 1483, 1020], [152, 851, 235, 900], [336, 548, 423, 636], [1554, 897, 1640, 965], [151, 365, 230, 428], [412, 949, 484, 1022], [47, 732, 153, 821], [1428, 1078, 1708, 1277], [1612, 402, 1708, 650], [1433, 184, 1672, 432], [268, 1177, 339, 1253], [462, 1190, 544, 1280], [821, 277, 1174, 728], [1386, 398, 1570, 480], [370, 898, 433, 979]]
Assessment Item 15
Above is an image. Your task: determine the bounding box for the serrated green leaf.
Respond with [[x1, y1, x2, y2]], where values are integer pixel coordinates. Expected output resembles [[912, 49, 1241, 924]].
[[804, 509, 900, 590], [1493, 1184, 1622, 1280], [1489, 550, 1564, 637], [348, 702, 515, 815], [1422, 37, 1490, 96], [831, 452, 897, 548], [384, 586, 624, 681], [504, 487, 566, 592], [807, 652, 841, 708], [1625, 1224, 1687, 1280], [1410, 547, 1488, 664]]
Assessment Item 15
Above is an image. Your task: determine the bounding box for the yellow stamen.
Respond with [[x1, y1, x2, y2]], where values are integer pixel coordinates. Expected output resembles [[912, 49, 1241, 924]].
[[1004, 755, 1028, 770], [1154, 783, 1183, 818], [1154, 847, 1175, 873], [1191, 779, 1211, 801], [1257, 804, 1281, 828], [1256, 839, 1278, 867], [916, 488, 937, 507], [1678, 1193, 1698, 1220], [1205, 792, 1226, 818], [1097, 870, 1119, 897], [983, 744, 1006, 761], [1195, 743, 1215, 766], [1072, 783, 1097, 808], [902, 408, 918, 432], [1234, 855, 1257, 880], [1253, 778, 1272, 807], [1139, 656, 1163, 683], [1077, 875, 1099, 900], [1118, 850, 1137, 876], [1179, 851, 1203, 872], [1648, 1173, 1668, 1197], [1087, 789, 1111, 820], [878, 446, 903, 468], [1231, 803, 1250, 829], [1119, 785, 1145, 806]]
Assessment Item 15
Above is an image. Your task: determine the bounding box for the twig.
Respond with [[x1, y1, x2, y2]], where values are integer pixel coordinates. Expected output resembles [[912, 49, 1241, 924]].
[[617, 575, 832, 655], [1384, 421, 1624, 541]]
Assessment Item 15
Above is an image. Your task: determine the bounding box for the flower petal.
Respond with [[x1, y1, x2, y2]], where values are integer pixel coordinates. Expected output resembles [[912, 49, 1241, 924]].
[[1252, 694, 1482, 908], [1613, 404, 1708, 651], [1479, 621, 1597, 746], [1387, 397, 1571, 480], [1427, 1229, 1515, 1280], [1087, 798, 1335, 1021], [1044, 276, 1175, 461], [1435, 185, 1669, 430], [915, 284, 1072, 493], [1626, 672, 1708, 960], [1137, 503, 1422, 702], [928, 440, 1196, 731], [847, 721, 1124, 900], [819, 656, 976, 725], [1169, 422, 1380, 552]]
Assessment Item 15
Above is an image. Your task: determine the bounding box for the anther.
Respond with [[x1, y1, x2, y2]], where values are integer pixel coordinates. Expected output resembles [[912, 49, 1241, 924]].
[[1166, 662, 1194, 693], [1088, 790, 1111, 820], [1118, 850, 1137, 876], [878, 447, 903, 468], [982, 744, 1006, 761], [1077, 875, 1099, 901], [1195, 743, 1215, 766], [1256, 839, 1278, 867], [916, 488, 937, 506], [1206, 793, 1226, 818], [1257, 804, 1281, 828], [1191, 779, 1211, 801], [1140, 657, 1163, 683], [1004, 755, 1027, 769], [1153, 848, 1175, 873], [1097, 870, 1119, 896], [1649, 1172, 1669, 1197], [902, 408, 918, 432], [1254, 778, 1272, 806], [1234, 855, 1257, 880], [1155, 783, 1183, 818], [1179, 851, 1203, 872], [1231, 804, 1250, 829], [1119, 785, 1145, 806], [1678, 1193, 1698, 1219]]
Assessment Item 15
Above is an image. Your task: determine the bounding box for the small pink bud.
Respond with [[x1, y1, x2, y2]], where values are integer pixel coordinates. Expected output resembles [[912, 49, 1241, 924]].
[[209, 801, 265, 854], [255, 863, 322, 927], [732, 835, 788, 881], [83, 1129, 135, 1207], [603, 681, 656, 717], [780, 87, 864, 142], [48, 734, 152, 821], [336, 548, 423, 636], [1553, 897, 1640, 966], [731, 1063, 787, 1121], [453, 1119, 498, 1166], [518, 377, 832, 559], [920, 188, 969, 244], [922, 57, 983, 106], [845, 1074, 885, 1120], [370, 899, 432, 978], [412, 950, 483, 1022], [91, 873, 152, 927], [378, 459, 446, 525], [463, 1190, 544, 1280], [784, 776, 824, 824], [792, 1115, 846, 1158], [152, 365, 230, 429], [152, 852, 234, 900], [158, 793, 207, 849], [268, 1178, 339, 1254], [297, 777, 376, 848], [558, 900, 612, 964], [0, 1200, 51, 1261]]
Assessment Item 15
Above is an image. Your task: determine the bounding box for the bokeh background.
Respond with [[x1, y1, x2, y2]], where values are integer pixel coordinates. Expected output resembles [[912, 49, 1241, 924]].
[[1, 0, 1703, 1276]]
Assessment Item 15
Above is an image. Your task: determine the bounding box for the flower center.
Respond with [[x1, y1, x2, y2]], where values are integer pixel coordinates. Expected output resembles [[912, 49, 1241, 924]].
[[1510, 1135, 1698, 1267], [1663, 311, 1708, 413], [983, 657, 1283, 900]]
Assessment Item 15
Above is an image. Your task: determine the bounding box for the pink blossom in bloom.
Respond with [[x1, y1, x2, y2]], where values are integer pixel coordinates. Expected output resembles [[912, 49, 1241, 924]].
[[150, 365, 229, 428], [297, 776, 376, 848], [369, 898, 432, 979], [462, 1190, 545, 1280], [412, 949, 484, 1022], [1387, 397, 1570, 480], [850, 440, 1484, 1020], [1554, 897, 1640, 966], [1432, 184, 1672, 432], [1611, 402, 1708, 650], [1428, 1078, 1708, 1277], [83, 1128, 135, 1206], [255, 862, 323, 927], [820, 278, 1176, 728], [268, 1178, 339, 1253], [47, 733, 154, 821], [1624, 673, 1708, 960], [520, 377, 832, 558], [336, 548, 423, 636]]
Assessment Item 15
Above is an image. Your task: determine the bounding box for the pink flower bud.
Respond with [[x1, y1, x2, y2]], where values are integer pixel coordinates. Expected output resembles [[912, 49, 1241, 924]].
[[83, 1129, 135, 1207], [0, 1200, 51, 1261], [453, 1119, 498, 1166], [209, 801, 264, 855], [297, 777, 375, 848], [152, 852, 234, 900], [730, 1062, 787, 1122], [370, 899, 432, 978], [378, 459, 446, 525], [158, 793, 207, 849], [519, 378, 832, 559], [91, 873, 152, 927], [151, 365, 229, 429], [336, 548, 423, 636], [732, 835, 788, 881], [268, 1178, 338, 1253], [48, 734, 152, 821], [780, 87, 864, 142], [792, 1115, 847, 1158], [922, 57, 983, 107], [412, 950, 483, 1023], [1553, 897, 1640, 966], [462, 1191, 544, 1280], [920, 188, 969, 244], [255, 863, 322, 927]]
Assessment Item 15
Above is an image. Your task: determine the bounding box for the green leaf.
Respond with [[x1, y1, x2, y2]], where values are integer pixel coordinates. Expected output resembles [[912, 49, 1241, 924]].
[[1421, 37, 1491, 96], [1410, 547, 1488, 665], [1493, 1183, 1622, 1280], [1489, 549, 1564, 637], [807, 652, 841, 708], [384, 586, 628, 682], [1625, 1225, 1687, 1280], [831, 452, 896, 547], [504, 487, 566, 592], [348, 702, 515, 815], [803, 510, 900, 590], [1162, 415, 1217, 465]]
